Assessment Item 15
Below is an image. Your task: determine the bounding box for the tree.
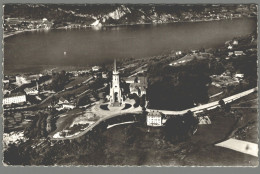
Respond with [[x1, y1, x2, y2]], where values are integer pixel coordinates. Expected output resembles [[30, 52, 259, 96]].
[[224, 103, 231, 112], [51, 70, 69, 92], [24, 112, 51, 139], [218, 99, 225, 108], [133, 95, 140, 108], [140, 94, 146, 111], [164, 111, 198, 143]]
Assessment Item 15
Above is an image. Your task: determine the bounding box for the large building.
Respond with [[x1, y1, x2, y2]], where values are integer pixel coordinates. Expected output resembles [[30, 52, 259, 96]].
[[128, 76, 148, 96], [16, 75, 31, 86], [16, 74, 42, 86], [3, 94, 26, 105], [146, 110, 163, 127], [109, 59, 124, 106]]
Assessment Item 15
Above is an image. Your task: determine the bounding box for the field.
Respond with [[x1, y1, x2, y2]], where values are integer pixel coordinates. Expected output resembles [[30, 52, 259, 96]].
[[48, 109, 86, 137], [64, 75, 91, 89]]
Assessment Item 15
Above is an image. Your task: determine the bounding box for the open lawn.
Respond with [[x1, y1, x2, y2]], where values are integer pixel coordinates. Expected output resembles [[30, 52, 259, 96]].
[[64, 75, 91, 89], [49, 109, 85, 137], [37, 84, 91, 109], [229, 92, 258, 143]]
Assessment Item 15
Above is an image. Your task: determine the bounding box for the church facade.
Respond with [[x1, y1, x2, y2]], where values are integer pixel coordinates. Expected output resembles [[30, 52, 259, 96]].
[[109, 59, 124, 106]]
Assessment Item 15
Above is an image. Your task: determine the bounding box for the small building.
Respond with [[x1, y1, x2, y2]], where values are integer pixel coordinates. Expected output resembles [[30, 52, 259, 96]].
[[3, 94, 26, 105], [233, 40, 238, 45], [102, 72, 108, 79], [3, 90, 11, 95], [16, 75, 31, 86], [175, 51, 182, 55], [228, 52, 234, 56], [225, 57, 230, 60], [24, 88, 39, 95], [235, 73, 244, 79], [13, 113, 23, 123], [147, 110, 163, 127], [92, 66, 101, 72], [58, 97, 69, 105], [42, 18, 48, 22], [228, 45, 233, 50], [234, 51, 244, 56], [125, 77, 137, 84], [15, 74, 42, 86], [3, 79, 9, 84], [198, 116, 211, 125], [94, 72, 102, 79], [62, 103, 76, 110]]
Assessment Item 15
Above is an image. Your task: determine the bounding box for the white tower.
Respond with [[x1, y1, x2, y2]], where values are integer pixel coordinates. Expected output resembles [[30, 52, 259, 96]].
[[109, 59, 123, 106]]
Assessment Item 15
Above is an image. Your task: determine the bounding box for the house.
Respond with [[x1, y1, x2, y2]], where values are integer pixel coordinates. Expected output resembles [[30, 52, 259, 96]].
[[58, 97, 69, 105], [13, 113, 23, 123], [24, 88, 39, 95], [198, 116, 211, 125], [125, 77, 137, 84], [42, 18, 48, 22], [175, 51, 182, 55], [234, 51, 244, 56], [235, 73, 244, 79], [102, 72, 108, 79], [191, 50, 198, 54], [137, 76, 148, 85], [16, 75, 31, 86], [15, 74, 42, 86], [3, 79, 9, 84], [129, 76, 147, 96], [94, 72, 102, 79], [92, 66, 101, 72], [62, 103, 76, 110], [228, 52, 234, 56], [228, 45, 233, 50], [233, 40, 238, 45], [3, 90, 11, 95], [3, 94, 26, 105], [146, 110, 163, 127]]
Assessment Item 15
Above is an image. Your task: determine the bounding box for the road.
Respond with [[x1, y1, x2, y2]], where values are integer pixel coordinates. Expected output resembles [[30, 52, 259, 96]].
[[147, 87, 257, 115], [51, 110, 142, 140]]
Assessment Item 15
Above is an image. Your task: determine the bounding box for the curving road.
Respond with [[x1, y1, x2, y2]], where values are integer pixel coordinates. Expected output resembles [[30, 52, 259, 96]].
[[50, 110, 142, 140]]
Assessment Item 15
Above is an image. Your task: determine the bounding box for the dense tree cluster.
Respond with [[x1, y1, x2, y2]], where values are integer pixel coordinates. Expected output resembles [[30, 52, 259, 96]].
[[147, 59, 211, 110], [24, 112, 57, 139], [51, 70, 69, 92], [77, 94, 90, 106], [164, 111, 199, 143]]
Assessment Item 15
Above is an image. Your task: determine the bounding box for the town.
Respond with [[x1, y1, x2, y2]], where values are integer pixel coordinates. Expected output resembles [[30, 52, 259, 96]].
[[2, 3, 258, 166], [3, 4, 257, 38]]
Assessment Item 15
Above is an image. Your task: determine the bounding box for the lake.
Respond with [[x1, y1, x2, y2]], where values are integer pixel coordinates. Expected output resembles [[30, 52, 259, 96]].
[[4, 18, 257, 75]]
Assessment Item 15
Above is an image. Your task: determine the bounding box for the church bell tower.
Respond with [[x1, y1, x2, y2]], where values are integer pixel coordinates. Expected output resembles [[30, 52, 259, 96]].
[[109, 59, 123, 106]]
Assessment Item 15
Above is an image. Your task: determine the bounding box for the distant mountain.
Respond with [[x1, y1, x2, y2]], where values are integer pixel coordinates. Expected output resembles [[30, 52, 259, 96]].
[[4, 4, 257, 27]]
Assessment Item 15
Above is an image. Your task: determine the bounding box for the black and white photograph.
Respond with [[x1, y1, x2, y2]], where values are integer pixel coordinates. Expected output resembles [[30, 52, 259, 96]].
[[2, 3, 258, 166]]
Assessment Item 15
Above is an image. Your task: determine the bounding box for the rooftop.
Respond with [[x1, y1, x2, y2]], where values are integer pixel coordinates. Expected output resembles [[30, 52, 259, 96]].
[[147, 110, 163, 117]]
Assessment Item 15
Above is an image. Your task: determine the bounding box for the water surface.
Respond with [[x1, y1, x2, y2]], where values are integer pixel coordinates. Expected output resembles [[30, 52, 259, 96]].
[[4, 18, 257, 74]]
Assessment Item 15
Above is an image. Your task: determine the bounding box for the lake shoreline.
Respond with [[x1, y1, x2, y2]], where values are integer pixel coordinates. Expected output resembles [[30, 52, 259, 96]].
[[3, 16, 255, 39]]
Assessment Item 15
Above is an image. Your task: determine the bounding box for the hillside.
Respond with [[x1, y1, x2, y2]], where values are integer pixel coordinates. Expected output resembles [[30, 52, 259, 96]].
[[4, 4, 257, 27]]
